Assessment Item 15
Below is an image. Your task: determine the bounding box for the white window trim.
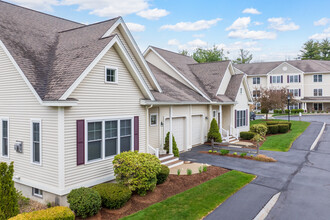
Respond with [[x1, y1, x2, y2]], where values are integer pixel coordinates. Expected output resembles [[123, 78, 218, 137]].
[[236, 110, 247, 128], [313, 74, 322, 83], [288, 74, 299, 83], [104, 66, 118, 84], [150, 113, 158, 127], [31, 119, 42, 166], [253, 77, 260, 85], [1, 117, 9, 159], [85, 116, 134, 164], [313, 89, 323, 97], [32, 187, 43, 198], [271, 75, 282, 84]]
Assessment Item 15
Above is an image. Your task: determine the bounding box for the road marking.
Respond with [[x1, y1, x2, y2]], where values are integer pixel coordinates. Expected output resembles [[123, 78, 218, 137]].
[[253, 192, 281, 220], [310, 122, 326, 151]]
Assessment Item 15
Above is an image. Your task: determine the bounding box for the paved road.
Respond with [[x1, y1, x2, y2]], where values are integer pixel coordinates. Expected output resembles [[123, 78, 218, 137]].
[[180, 117, 328, 220]]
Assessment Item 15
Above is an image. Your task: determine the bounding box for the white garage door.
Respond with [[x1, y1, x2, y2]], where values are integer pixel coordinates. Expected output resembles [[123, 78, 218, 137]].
[[192, 115, 203, 146], [165, 117, 185, 151]]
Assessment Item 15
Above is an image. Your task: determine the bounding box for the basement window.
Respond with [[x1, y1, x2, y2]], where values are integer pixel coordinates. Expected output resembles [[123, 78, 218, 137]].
[[32, 188, 43, 198]]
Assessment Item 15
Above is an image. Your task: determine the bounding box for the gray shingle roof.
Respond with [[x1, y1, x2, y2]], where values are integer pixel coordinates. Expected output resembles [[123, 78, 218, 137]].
[[235, 60, 330, 75], [0, 1, 119, 100], [225, 74, 244, 101]]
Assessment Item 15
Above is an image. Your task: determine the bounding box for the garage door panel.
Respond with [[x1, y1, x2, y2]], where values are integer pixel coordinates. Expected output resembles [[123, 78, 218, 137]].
[[165, 118, 185, 151], [192, 115, 202, 146]]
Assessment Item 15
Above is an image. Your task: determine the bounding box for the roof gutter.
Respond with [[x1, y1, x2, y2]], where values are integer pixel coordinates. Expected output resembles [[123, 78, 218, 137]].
[[140, 100, 237, 106]]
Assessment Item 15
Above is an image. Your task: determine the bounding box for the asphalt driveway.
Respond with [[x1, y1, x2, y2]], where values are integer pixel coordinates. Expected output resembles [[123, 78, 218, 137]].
[[180, 117, 328, 220]]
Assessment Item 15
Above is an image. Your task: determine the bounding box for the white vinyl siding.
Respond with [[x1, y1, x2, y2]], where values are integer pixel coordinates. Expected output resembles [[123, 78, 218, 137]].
[[0, 46, 59, 188], [64, 46, 146, 188]]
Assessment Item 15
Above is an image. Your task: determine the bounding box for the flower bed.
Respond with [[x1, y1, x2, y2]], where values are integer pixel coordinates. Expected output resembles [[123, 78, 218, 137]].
[[200, 151, 277, 162]]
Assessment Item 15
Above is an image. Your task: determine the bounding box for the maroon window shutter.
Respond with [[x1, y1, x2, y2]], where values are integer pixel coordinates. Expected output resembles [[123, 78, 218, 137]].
[[234, 110, 237, 128], [299, 75, 301, 83], [270, 76, 272, 84], [299, 89, 301, 97], [134, 116, 139, 151], [287, 75, 289, 83], [246, 109, 248, 126], [76, 120, 85, 165], [281, 75, 283, 83]]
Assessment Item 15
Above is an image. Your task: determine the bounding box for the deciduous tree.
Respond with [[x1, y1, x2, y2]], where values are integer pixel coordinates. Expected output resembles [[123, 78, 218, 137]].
[[233, 49, 253, 64], [192, 45, 228, 63]]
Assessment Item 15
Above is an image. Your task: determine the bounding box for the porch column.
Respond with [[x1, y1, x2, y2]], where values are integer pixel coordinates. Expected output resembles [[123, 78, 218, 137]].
[[219, 105, 223, 129], [169, 106, 173, 155]]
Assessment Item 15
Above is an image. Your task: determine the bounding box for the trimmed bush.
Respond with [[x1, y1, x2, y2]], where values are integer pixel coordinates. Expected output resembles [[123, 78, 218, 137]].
[[291, 109, 297, 114], [93, 183, 131, 209], [113, 151, 162, 196], [297, 109, 304, 113], [207, 118, 222, 143], [220, 150, 229, 155], [267, 125, 279, 134], [250, 124, 268, 136], [67, 187, 101, 218], [157, 165, 170, 185], [278, 124, 289, 133], [0, 162, 19, 220], [266, 121, 279, 125], [9, 206, 74, 220], [164, 132, 179, 157], [240, 131, 256, 140], [285, 109, 290, 114]]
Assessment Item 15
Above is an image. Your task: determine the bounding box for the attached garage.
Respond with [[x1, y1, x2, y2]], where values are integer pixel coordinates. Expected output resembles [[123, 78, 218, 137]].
[[165, 117, 186, 151], [191, 115, 203, 146]]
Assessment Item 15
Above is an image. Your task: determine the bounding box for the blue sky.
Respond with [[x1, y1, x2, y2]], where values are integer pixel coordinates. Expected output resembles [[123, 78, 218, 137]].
[[5, 0, 330, 61]]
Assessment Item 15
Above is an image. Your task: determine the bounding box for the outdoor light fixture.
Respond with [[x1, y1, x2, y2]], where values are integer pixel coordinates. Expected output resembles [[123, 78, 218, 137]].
[[287, 95, 291, 122]]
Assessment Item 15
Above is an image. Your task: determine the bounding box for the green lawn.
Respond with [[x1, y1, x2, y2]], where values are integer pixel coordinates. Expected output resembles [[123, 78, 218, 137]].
[[251, 119, 310, 152], [122, 171, 255, 220]]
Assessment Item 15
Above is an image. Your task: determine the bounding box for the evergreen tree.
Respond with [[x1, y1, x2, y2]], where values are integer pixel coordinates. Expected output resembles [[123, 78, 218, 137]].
[[164, 132, 179, 157], [207, 118, 222, 143]]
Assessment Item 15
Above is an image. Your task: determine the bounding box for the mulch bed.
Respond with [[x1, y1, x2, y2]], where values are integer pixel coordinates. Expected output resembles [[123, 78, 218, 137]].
[[199, 151, 276, 162], [82, 166, 229, 220]]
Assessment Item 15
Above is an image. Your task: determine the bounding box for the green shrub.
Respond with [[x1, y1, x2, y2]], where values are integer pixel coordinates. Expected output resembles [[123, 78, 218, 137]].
[[164, 132, 180, 157], [9, 206, 74, 220], [198, 167, 202, 174], [261, 108, 269, 114], [177, 169, 181, 176], [250, 124, 268, 136], [240, 131, 256, 140], [113, 151, 161, 196], [285, 109, 290, 114], [278, 124, 289, 133], [16, 190, 29, 208], [157, 165, 170, 185], [93, 183, 131, 209], [207, 118, 222, 143], [208, 150, 212, 153], [266, 121, 279, 125], [187, 169, 192, 176], [233, 152, 237, 156], [267, 125, 279, 134], [203, 165, 207, 172], [67, 187, 101, 218], [220, 149, 229, 155], [240, 153, 247, 157], [0, 162, 19, 219], [291, 109, 297, 114]]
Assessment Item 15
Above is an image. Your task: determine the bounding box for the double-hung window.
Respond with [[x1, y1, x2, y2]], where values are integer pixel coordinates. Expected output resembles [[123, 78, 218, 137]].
[[313, 75, 322, 82], [236, 110, 247, 127], [87, 118, 132, 162], [32, 120, 41, 164], [271, 75, 282, 84], [253, 77, 260, 85], [289, 89, 299, 97], [105, 67, 118, 83], [289, 75, 299, 83], [253, 90, 260, 99], [1, 119, 8, 157], [313, 89, 323, 96]]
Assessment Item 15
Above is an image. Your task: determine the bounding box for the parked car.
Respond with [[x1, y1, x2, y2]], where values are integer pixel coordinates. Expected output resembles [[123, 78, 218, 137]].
[[250, 112, 256, 120]]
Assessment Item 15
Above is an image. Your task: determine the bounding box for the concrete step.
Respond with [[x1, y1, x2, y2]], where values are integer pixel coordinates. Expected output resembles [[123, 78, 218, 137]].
[[167, 160, 184, 169], [229, 140, 239, 143], [161, 157, 179, 165], [159, 154, 174, 161]]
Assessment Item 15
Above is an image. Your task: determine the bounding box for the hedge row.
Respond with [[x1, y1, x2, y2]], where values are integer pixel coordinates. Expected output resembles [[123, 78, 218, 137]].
[[9, 207, 74, 220], [274, 109, 304, 114], [266, 121, 292, 130], [240, 131, 256, 140]]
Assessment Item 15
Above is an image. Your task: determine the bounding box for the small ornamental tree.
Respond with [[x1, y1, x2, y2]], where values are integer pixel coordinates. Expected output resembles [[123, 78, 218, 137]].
[[207, 118, 222, 143], [164, 132, 179, 157], [0, 162, 19, 219], [113, 151, 161, 196]]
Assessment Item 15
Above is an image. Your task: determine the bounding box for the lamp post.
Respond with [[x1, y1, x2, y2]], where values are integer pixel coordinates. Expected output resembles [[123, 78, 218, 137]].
[[287, 95, 291, 122]]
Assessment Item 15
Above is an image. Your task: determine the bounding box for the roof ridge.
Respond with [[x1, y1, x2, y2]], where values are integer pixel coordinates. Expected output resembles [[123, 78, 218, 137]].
[[150, 45, 194, 59], [0, 0, 83, 26], [59, 17, 120, 33], [188, 60, 230, 65], [308, 59, 330, 71]]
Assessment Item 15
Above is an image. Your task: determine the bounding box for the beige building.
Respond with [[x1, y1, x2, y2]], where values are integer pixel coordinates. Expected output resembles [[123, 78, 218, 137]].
[[235, 60, 330, 112]]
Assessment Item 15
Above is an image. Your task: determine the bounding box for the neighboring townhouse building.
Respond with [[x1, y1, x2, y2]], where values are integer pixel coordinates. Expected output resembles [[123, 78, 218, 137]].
[[235, 60, 330, 112], [0, 1, 252, 205], [144, 46, 253, 154]]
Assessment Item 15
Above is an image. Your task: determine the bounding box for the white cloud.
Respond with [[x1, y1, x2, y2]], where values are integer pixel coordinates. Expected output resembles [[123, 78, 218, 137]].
[[61, 0, 149, 17], [314, 17, 330, 26], [137, 8, 169, 20], [242, 8, 261, 15], [309, 32, 330, 40], [228, 29, 277, 40], [126, 22, 145, 32], [226, 17, 251, 30], [187, 39, 207, 47], [160, 18, 222, 31], [268, 17, 299, 31], [217, 41, 261, 53], [7, 0, 60, 11], [167, 39, 180, 46], [193, 34, 205, 38], [325, 27, 330, 33], [254, 21, 263, 26]]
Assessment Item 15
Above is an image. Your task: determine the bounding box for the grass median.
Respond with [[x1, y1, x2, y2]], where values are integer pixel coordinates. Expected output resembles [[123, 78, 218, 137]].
[[122, 170, 255, 220]]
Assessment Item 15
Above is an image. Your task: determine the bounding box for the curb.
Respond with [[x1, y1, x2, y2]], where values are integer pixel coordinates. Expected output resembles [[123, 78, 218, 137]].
[[310, 122, 326, 151], [253, 192, 281, 220]]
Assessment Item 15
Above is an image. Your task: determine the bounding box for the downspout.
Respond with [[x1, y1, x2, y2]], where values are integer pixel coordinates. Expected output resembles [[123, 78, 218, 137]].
[[146, 105, 153, 153]]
